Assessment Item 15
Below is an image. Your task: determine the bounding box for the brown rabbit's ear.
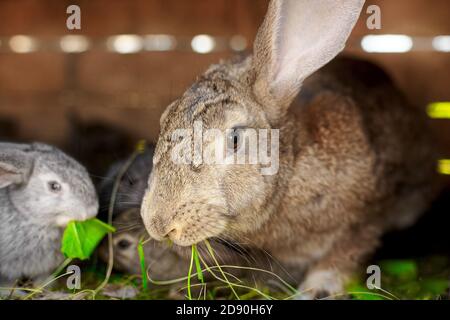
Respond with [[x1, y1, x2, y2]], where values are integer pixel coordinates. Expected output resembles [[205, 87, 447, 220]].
[[252, 0, 365, 120], [159, 105, 172, 127]]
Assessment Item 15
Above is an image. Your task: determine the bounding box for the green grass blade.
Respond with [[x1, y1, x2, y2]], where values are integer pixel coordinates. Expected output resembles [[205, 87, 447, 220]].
[[192, 245, 204, 283], [204, 240, 240, 300], [138, 239, 148, 291], [187, 245, 195, 300]]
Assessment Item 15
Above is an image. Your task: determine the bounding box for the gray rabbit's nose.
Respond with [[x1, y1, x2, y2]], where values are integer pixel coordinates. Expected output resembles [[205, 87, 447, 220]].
[[80, 204, 99, 221], [89, 203, 99, 216], [87, 203, 98, 214]]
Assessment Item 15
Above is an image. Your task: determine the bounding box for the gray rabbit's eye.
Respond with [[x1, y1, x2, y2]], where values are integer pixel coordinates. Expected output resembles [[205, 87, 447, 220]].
[[48, 181, 62, 193]]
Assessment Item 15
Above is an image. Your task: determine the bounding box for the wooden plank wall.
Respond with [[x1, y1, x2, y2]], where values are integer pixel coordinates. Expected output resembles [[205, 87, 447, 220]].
[[0, 0, 449, 160]]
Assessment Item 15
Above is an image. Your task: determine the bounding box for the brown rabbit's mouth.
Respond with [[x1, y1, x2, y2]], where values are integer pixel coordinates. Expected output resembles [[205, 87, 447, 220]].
[[164, 215, 229, 247], [142, 198, 231, 247]]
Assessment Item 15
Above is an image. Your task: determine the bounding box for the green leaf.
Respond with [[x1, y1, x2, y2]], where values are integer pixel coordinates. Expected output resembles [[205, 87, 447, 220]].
[[61, 218, 115, 260]]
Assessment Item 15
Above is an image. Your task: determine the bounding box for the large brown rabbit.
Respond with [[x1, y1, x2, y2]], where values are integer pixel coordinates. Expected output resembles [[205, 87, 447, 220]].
[[141, 0, 439, 298]]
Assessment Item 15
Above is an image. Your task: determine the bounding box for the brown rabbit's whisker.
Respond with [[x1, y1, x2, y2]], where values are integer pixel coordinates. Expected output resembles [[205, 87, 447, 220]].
[[89, 174, 111, 180], [221, 227, 298, 284], [212, 236, 258, 266], [113, 220, 143, 228], [115, 225, 143, 234], [115, 227, 141, 234], [116, 201, 142, 206]]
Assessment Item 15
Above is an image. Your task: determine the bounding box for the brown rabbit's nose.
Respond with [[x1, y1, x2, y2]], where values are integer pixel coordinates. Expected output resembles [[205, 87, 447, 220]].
[[149, 216, 178, 241], [167, 227, 180, 239], [161, 227, 181, 241]]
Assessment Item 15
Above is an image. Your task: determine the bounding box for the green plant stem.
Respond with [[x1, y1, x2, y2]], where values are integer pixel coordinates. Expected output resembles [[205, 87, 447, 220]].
[[93, 143, 145, 296], [138, 239, 148, 291], [192, 244, 204, 283], [187, 246, 195, 300], [204, 240, 240, 300]]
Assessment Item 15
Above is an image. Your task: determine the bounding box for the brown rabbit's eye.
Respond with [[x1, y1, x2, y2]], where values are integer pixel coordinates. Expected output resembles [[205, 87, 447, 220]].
[[233, 136, 239, 150], [228, 128, 244, 152], [48, 181, 62, 193]]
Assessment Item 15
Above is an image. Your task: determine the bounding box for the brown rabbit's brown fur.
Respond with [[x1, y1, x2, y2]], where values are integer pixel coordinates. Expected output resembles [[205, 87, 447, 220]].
[[141, 0, 439, 298]]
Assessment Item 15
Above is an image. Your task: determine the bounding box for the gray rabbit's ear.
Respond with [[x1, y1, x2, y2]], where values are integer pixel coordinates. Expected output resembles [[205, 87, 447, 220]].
[[252, 0, 365, 119], [0, 146, 33, 188]]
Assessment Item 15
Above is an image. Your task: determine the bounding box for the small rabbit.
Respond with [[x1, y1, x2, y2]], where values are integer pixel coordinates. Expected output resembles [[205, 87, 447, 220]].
[[141, 0, 440, 299], [98, 208, 190, 282], [98, 144, 155, 219], [0, 142, 99, 290]]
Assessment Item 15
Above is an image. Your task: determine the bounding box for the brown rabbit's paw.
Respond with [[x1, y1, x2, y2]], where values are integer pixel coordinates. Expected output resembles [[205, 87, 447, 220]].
[[296, 270, 347, 300]]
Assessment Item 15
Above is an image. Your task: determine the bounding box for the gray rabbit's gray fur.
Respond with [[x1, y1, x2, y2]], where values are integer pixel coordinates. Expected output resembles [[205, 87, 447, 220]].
[[0, 142, 98, 288]]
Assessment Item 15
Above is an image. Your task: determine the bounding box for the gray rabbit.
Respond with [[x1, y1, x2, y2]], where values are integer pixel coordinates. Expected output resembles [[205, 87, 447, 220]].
[[0, 142, 99, 291]]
